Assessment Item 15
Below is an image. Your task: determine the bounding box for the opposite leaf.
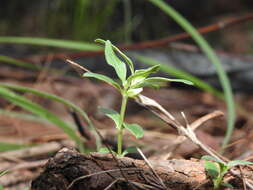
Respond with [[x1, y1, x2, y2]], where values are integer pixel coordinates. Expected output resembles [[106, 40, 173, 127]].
[[99, 107, 121, 129], [204, 161, 220, 179], [227, 160, 253, 167], [129, 65, 160, 80], [201, 155, 223, 164], [105, 40, 127, 83], [123, 123, 144, 138], [83, 72, 121, 90]]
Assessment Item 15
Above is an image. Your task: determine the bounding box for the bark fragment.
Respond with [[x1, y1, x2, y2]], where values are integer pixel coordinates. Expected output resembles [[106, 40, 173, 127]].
[[31, 148, 211, 190]]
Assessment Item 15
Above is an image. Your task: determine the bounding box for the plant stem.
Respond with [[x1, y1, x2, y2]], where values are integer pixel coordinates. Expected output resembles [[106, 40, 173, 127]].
[[117, 95, 128, 155]]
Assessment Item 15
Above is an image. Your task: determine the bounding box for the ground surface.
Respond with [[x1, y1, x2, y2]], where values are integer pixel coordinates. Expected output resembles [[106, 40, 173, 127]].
[[0, 66, 253, 189]]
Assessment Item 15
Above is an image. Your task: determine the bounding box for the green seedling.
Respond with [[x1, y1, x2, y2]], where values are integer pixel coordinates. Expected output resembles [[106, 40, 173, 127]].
[[83, 39, 192, 156], [201, 155, 253, 189]]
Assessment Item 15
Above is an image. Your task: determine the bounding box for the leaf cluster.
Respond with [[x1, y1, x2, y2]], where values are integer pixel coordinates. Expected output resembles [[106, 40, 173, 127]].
[[83, 39, 192, 98], [201, 155, 253, 189]]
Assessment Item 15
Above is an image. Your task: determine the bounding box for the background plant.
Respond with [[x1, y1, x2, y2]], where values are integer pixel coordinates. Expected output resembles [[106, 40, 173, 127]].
[[201, 155, 253, 189]]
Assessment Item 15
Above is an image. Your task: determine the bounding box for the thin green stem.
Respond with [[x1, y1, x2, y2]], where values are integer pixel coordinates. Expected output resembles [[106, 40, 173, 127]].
[[117, 94, 128, 155]]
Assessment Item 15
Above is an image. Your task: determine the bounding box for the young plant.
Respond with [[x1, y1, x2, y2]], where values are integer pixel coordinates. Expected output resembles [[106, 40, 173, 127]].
[[83, 39, 192, 156], [201, 155, 253, 189]]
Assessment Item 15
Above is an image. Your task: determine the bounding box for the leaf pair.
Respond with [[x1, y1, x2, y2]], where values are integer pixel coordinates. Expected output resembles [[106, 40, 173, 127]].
[[99, 146, 137, 157], [99, 107, 144, 139], [201, 155, 253, 189], [126, 65, 193, 97]]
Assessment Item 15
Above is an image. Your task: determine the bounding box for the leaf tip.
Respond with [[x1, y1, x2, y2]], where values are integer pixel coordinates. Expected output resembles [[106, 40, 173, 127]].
[[95, 38, 105, 44]]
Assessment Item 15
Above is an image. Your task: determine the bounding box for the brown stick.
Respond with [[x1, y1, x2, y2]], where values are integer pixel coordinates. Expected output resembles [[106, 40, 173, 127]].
[[31, 148, 208, 190]]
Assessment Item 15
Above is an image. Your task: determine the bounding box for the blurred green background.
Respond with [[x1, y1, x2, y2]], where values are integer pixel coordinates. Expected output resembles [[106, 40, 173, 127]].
[[0, 0, 252, 47]]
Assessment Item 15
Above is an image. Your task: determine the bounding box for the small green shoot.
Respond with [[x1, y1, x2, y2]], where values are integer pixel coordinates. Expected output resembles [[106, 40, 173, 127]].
[[98, 146, 137, 158], [83, 39, 192, 156], [201, 155, 253, 189]]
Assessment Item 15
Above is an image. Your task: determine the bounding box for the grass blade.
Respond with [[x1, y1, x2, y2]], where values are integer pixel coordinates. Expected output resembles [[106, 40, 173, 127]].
[[147, 0, 235, 150], [0, 108, 48, 123], [0, 36, 102, 51], [0, 141, 32, 152], [0, 83, 101, 149], [0, 87, 84, 152], [0, 55, 41, 70]]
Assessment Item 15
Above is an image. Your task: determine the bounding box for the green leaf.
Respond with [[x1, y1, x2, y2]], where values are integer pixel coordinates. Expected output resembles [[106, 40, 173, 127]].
[[99, 147, 110, 153], [105, 40, 127, 83], [133, 65, 160, 78], [137, 65, 160, 74], [227, 160, 253, 167], [95, 39, 134, 74], [83, 72, 121, 90], [98, 147, 117, 155], [121, 146, 138, 157], [128, 76, 146, 88], [126, 65, 160, 88], [204, 161, 220, 179], [219, 164, 229, 177], [99, 107, 121, 129], [0, 185, 3, 190], [201, 155, 223, 164], [126, 88, 143, 98], [0, 87, 84, 152], [145, 77, 193, 85], [123, 123, 144, 138]]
